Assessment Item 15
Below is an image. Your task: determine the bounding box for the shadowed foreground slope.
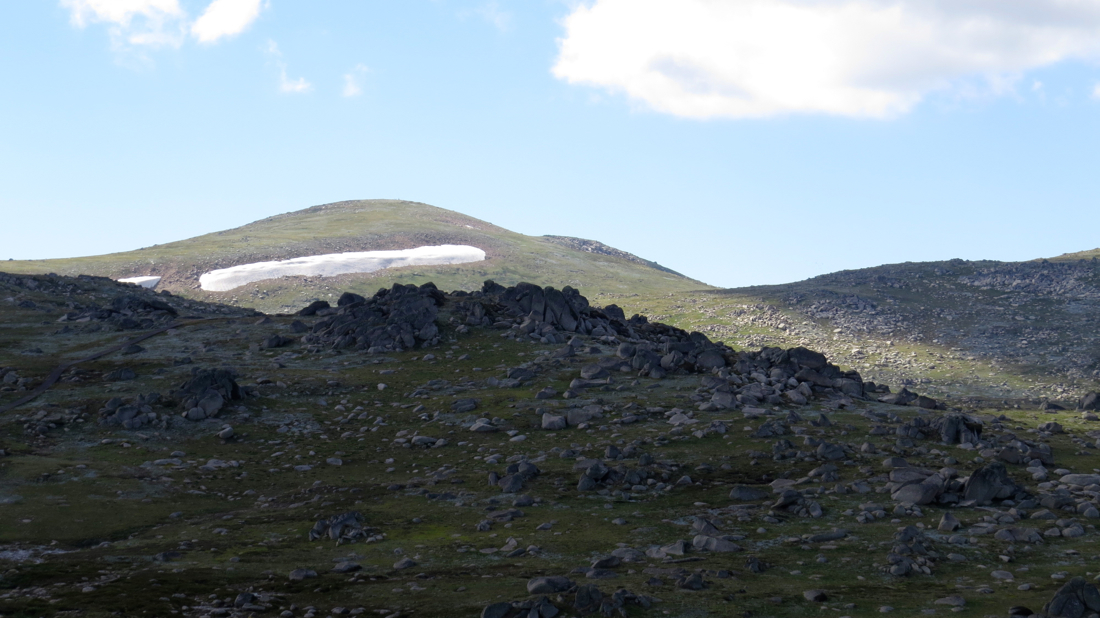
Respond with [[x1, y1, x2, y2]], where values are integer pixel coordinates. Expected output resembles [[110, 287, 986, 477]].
[[2, 271, 1100, 618]]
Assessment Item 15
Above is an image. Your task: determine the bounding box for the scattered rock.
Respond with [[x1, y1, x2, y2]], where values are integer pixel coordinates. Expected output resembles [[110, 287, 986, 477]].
[[289, 569, 317, 582], [527, 576, 574, 594], [803, 590, 828, 602]]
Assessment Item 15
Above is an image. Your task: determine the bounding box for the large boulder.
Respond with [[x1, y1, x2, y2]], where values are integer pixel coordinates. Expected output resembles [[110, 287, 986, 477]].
[[337, 292, 366, 306], [566, 407, 601, 427], [962, 462, 1025, 505], [880, 388, 919, 406], [497, 475, 525, 494], [788, 347, 827, 370], [695, 350, 726, 370], [1043, 577, 1100, 618], [173, 367, 243, 420], [892, 482, 941, 505], [197, 391, 224, 417], [932, 413, 983, 444], [298, 300, 330, 316], [579, 365, 609, 380], [1080, 392, 1100, 411], [541, 414, 567, 430], [1059, 474, 1100, 487], [914, 395, 940, 409], [729, 486, 769, 501], [692, 535, 742, 552], [834, 378, 864, 398], [527, 576, 574, 594]]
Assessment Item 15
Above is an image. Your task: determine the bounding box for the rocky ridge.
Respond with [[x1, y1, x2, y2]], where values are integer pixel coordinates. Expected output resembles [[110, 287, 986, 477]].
[[638, 256, 1100, 406]]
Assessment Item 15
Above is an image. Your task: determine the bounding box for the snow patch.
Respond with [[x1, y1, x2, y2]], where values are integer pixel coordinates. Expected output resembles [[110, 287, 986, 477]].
[[198, 245, 487, 292], [118, 276, 162, 289]]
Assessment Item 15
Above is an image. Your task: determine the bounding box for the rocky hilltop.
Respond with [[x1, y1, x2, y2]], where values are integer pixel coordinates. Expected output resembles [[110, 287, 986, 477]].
[[628, 256, 1100, 408]]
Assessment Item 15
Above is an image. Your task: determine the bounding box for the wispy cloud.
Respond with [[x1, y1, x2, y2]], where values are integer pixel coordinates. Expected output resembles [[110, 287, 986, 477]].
[[60, 0, 265, 56], [554, 0, 1100, 119], [264, 39, 311, 93], [192, 0, 264, 43], [1093, 83, 1100, 100], [60, 0, 187, 51], [279, 73, 311, 93], [343, 64, 370, 97], [476, 1, 512, 32]]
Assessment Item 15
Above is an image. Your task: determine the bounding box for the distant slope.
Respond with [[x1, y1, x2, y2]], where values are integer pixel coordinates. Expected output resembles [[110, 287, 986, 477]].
[[1048, 247, 1100, 262], [540, 235, 686, 277], [605, 256, 1100, 405], [1, 199, 709, 313]]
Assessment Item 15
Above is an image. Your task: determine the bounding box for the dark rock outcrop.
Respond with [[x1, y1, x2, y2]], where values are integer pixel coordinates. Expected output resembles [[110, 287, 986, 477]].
[[173, 367, 244, 421], [99, 392, 165, 430], [301, 282, 445, 352], [57, 293, 178, 330], [297, 280, 869, 408]]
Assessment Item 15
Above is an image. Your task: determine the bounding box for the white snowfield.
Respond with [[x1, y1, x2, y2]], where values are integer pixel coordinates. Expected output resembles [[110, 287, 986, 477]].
[[118, 276, 162, 289], [198, 245, 487, 292]]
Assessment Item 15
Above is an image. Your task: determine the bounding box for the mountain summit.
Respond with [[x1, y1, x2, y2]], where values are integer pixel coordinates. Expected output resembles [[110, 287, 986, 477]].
[[3, 199, 707, 313]]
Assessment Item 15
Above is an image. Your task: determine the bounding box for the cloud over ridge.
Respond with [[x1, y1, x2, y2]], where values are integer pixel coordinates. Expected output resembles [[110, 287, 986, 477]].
[[552, 0, 1100, 119]]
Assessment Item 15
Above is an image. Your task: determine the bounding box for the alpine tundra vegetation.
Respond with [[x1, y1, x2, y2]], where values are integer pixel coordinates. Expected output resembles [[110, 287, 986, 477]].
[[2, 201, 1100, 618]]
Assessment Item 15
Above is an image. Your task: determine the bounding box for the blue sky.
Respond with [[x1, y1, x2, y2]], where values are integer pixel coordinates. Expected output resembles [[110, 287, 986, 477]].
[[2, 0, 1100, 288]]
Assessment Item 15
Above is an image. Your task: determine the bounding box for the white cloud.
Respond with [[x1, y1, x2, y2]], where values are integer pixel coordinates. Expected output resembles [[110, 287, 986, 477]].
[[191, 0, 264, 43], [343, 64, 370, 97], [264, 40, 311, 93], [1093, 83, 1100, 100], [61, 0, 186, 49], [553, 0, 1100, 119]]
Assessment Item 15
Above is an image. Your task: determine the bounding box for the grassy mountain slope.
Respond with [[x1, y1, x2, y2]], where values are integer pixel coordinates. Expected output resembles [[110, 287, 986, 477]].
[[605, 256, 1100, 405], [2, 200, 709, 313], [1049, 247, 1100, 261]]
